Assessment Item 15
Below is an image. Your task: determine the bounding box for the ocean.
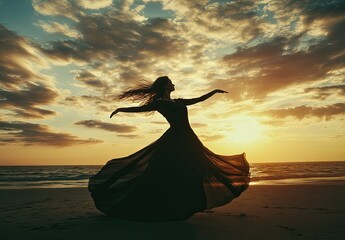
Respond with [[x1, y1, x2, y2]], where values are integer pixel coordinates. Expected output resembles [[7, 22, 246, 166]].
[[0, 161, 344, 189]]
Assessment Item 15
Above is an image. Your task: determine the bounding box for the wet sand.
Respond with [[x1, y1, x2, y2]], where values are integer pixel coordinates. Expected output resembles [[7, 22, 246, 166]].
[[0, 185, 344, 240]]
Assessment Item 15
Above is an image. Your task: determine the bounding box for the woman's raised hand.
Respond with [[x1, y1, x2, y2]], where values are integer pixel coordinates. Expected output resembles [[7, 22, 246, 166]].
[[214, 89, 228, 94], [110, 109, 120, 118]]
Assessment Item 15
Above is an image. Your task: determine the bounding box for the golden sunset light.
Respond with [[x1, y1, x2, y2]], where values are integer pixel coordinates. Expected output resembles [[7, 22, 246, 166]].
[[227, 115, 264, 143], [0, 0, 344, 165], [1, 2, 345, 239]]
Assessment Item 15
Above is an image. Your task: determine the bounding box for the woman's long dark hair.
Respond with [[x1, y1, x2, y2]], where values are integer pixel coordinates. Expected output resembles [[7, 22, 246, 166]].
[[117, 76, 170, 106]]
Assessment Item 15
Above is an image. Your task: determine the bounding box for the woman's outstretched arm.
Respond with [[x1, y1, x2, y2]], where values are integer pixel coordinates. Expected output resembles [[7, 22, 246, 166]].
[[110, 103, 156, 118], [179, 89, 228, 106]]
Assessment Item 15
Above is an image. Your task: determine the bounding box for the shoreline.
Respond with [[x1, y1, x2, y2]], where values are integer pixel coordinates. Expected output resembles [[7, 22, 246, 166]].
[[1, 177, 345, 190], [1, 185, 344, 239]]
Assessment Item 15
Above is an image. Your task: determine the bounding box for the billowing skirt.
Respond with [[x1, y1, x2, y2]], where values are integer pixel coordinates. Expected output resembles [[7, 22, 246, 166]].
[[88, 127, 250, 221]]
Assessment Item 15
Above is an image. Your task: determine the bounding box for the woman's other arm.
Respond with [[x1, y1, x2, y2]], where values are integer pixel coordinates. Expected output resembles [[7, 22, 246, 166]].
[[110, 102, 156, 118], [179, 89, 228, 106]]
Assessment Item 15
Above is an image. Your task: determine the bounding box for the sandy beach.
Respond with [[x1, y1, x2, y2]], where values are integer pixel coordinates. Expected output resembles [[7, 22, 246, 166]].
[[0, 185, 344, 240]]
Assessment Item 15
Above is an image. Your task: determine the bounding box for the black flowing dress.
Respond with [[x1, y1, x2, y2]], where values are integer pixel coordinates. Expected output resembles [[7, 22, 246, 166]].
[[88, 99, 250, 221]]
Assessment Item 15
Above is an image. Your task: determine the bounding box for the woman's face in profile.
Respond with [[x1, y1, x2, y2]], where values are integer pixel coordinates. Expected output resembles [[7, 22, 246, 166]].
[[165, 78, 175, 91]]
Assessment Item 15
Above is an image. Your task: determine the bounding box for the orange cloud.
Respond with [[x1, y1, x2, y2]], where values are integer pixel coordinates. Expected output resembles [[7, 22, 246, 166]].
[[262, 103, 345, 120]]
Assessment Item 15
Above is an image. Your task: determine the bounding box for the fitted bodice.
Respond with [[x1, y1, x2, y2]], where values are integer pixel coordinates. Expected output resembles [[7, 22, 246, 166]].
[[156, 99, 191, 129]]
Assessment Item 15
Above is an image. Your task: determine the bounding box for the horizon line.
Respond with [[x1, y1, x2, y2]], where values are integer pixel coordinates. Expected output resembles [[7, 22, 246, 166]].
[[1, 160, 344, 167]]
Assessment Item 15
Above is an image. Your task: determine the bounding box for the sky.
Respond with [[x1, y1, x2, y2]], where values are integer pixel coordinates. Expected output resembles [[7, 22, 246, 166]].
[[0, 0, 344, 165]]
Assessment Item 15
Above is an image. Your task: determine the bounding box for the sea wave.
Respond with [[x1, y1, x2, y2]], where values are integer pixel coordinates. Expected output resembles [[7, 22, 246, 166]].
[[0, 161, 344, 189]]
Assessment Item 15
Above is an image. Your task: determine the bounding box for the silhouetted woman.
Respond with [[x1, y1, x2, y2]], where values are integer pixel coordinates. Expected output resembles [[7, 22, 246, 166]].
[[88, 76, 250, 221]]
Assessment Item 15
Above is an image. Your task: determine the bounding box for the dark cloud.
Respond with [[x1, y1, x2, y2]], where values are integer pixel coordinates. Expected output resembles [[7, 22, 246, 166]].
[[0, 83, 58, 118], [200, 0, 262, 38], [0, 25, 59, 118], [0, 25, 41, 87], [219, 36, 343, 101], [161, 0, 262, 42], [39, 11, 190, 106], [217, 1, 345, 101], [34, 1, 264, 111], [0, 121, 102, 146], [74, 70, 108, 89], [262, 103, 345, 120], [41, 39, 93, 63], [75, 120, 136, 133], [62, 95, 115, 112], [304, 85, 345, 100], [42, 15, 186, 66]]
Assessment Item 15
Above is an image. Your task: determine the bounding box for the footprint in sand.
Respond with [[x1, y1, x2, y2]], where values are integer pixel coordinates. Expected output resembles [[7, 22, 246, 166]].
[[219, 213, 248, 218], [277, 225, 304, 236]]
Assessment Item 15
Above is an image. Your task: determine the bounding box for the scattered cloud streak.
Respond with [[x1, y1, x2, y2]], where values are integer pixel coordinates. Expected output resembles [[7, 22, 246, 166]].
[[76, 0, 113, 10], [0, 121, 102, 146], [75, 120, 137, 132], [36, 20, 82, 39], [0, 25, 59, 119], [305, 85, 345, 100], [199, 134, 225, 142], [262, 103, 345, 120]]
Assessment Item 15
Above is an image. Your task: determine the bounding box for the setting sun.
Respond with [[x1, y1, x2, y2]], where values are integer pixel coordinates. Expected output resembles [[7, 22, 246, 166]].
[[227, 116, 264, 143]]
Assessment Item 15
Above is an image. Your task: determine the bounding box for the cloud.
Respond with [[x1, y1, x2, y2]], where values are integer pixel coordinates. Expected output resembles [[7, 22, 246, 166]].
[[38, 7, 196, 109], [260, 119, 286, 126], [207, 1, 345, 103], [153, 0, 263, 43], [0, 25, 47, 86], [151, 121, 168, 125], [62, 95, 115, 112], [0, 25, 59, 119], [76, 0, 113, 10], [38, 12, 193, 103], [304, 84, 345, 100], [199, 134, 225, 142], [219, 34, 343, 101], [42, 16, 187, 64], [0, 121, 102, 146], [75, 120, 137, 132], [0, 83, 58, 118], [218, 27, 344, 102], [73, 70, 109, 89], [26, 0, 345, 124], [41, 39, 93, 64], [262, 103, 345, 120], [116, 134, 139, 138], [36, 20, 82, 39], [32, 0, 83, 21], [191, 123, 208, 128], [31, 1, 267, 112]]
